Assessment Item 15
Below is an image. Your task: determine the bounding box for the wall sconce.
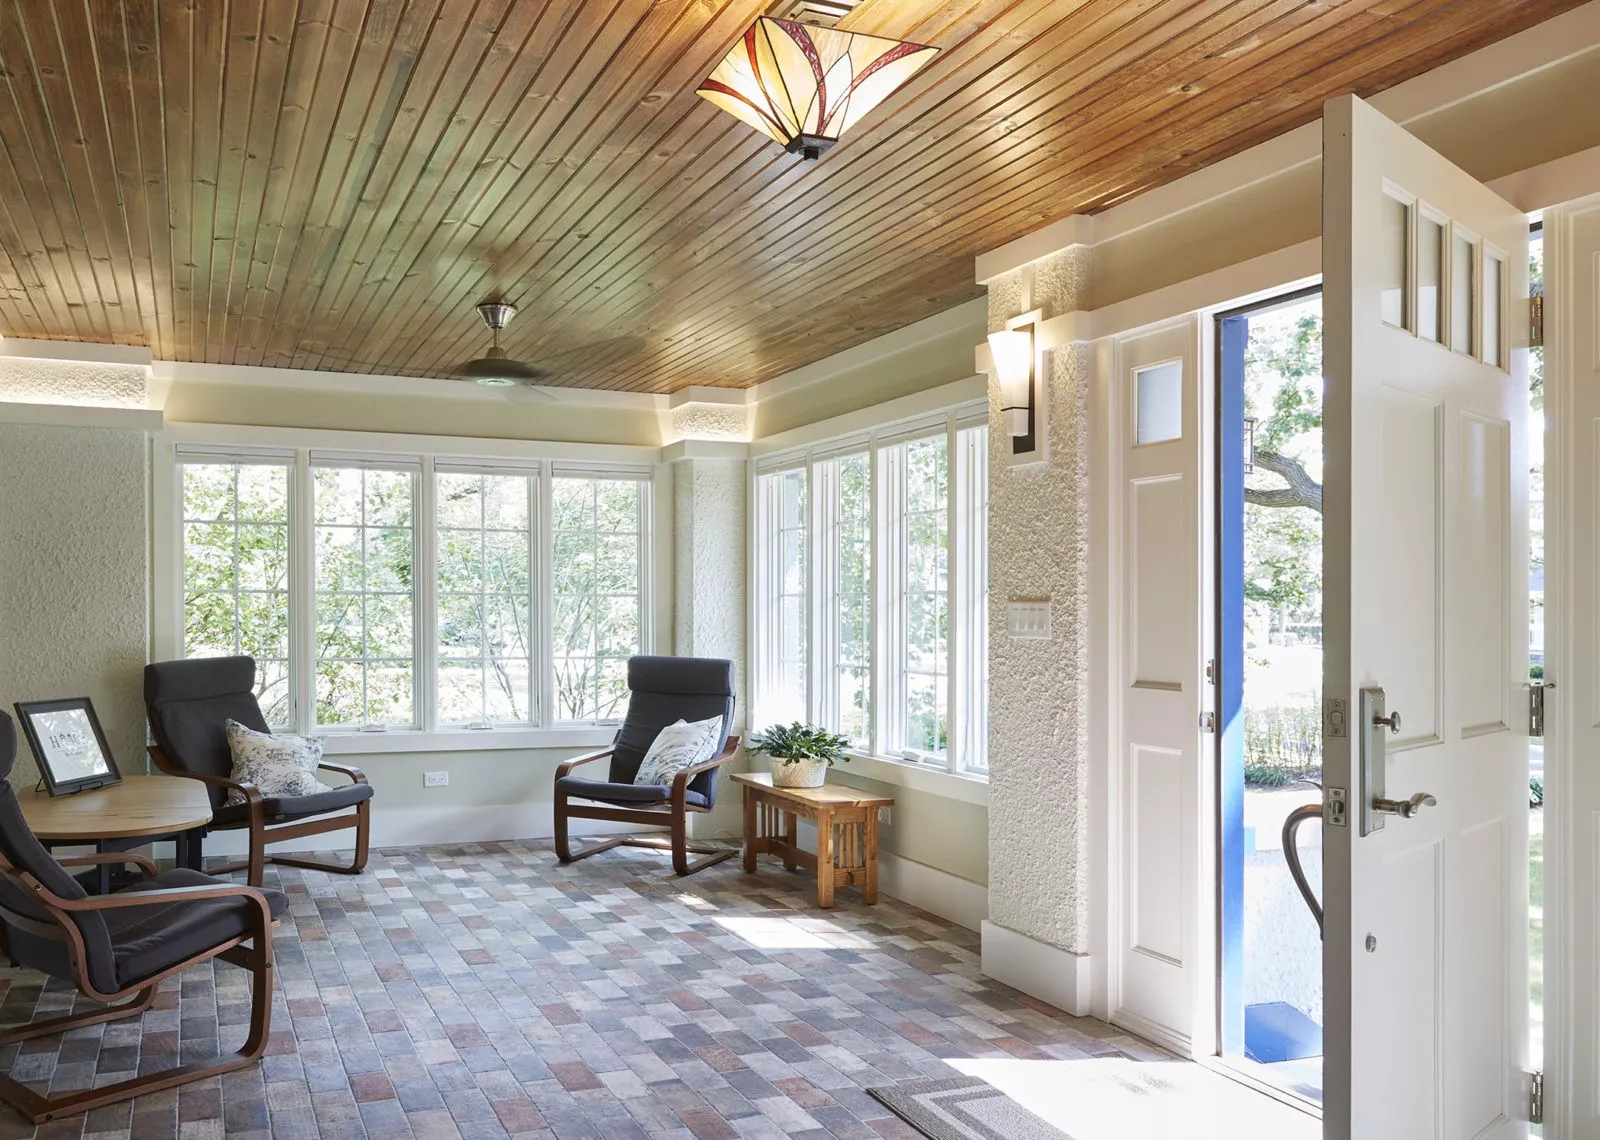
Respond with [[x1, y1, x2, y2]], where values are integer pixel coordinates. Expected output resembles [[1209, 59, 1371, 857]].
[[986, 311, 1046, 463]]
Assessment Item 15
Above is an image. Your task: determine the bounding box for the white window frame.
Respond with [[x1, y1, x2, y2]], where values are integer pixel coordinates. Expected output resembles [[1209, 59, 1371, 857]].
[[750, 404, 989, 780], [154, 427, 662, 753]]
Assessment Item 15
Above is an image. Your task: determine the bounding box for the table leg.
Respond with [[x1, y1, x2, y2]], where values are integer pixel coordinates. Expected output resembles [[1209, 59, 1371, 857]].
[[863, 807, 880, 905], [179, 828, 203, 872], [815, 809, 834, 908], [742, 789, 757, 873], [95, 840, 110, 896], [782, 811, 798, 872]]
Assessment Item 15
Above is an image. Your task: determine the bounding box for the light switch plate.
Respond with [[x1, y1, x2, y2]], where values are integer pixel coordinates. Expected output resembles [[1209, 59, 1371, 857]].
[[1007, 600, 1052, 639]]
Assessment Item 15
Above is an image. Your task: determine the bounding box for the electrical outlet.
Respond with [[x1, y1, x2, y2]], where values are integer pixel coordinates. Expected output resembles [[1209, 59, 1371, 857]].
[[424, 771, 449, 788], [878, 806, 891, 825]]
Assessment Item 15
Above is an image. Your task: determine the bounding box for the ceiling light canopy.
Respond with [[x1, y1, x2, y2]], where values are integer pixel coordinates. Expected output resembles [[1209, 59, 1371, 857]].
[[696, 17, 938, 161]]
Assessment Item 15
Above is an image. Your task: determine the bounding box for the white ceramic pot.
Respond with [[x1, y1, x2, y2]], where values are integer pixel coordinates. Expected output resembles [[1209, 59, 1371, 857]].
[[770, 756, 829, 788]]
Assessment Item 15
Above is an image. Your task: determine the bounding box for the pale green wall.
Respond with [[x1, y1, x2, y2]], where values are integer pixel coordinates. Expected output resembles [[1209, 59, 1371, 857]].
[[828, 770, 989, 887], [163, 381, 663, 446]]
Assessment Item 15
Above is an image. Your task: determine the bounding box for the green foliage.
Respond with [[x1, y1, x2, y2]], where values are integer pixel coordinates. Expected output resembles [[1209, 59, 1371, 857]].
[[748, 722, 852, 767], [1530, 776, 1544, 808], [1245, 310, 1323, 452], [1243, 705, 1322, 787], [184, 463, 643, 729]]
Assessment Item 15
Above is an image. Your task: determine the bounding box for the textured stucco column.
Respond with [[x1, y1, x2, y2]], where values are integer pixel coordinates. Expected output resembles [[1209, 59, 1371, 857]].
[[983, 248, 1095, 1007], [668, 448, 749, 839], [0, 423, 150, 786]]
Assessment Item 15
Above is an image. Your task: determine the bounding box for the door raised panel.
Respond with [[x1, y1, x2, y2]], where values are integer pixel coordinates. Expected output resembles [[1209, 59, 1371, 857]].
[[1129, 474, 1188, 691], [1457, 413, 1510, 737], [1130, 743, 1187, 967], [1381, 388, 1443, 747], [1365, 841, 1442, 1140], [1448, 815, 1510, 1138]]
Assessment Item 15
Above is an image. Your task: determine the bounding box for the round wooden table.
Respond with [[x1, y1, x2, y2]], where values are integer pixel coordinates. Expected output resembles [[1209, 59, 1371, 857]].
[[21, 775, 213, 892]]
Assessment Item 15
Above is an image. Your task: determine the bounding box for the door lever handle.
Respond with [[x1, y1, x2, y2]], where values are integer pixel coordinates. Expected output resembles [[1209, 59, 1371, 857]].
[[1372, 792, 1436, 819]]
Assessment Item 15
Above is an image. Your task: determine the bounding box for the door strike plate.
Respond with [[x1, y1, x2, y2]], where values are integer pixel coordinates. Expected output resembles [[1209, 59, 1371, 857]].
[[1325, 787, 1348, 828]]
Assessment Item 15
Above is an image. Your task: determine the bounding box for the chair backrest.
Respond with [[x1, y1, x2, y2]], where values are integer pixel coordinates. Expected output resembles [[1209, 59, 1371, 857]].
[[145, 656, 270, 808], [0, 712, 117, 993], [609, 656, 736, 803]]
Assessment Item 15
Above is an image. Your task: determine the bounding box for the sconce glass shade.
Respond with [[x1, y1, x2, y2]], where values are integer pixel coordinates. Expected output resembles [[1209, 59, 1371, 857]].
[[988, 328, 1034, 437], [696, 18, 939, 160]]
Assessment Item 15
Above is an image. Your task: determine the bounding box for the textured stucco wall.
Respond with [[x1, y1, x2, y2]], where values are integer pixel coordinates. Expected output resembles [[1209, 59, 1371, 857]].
[[0, 357, 147, 408], [985, 249, 1095, 954], [669, 402, 750, 442], [672, 456, 749, 838], [0, 424, 149, 786]]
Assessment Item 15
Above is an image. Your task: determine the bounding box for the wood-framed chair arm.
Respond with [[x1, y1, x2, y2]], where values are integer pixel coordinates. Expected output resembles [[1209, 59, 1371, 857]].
[[555, 748, 614, 782], [53, 853, 159, 878], [23, 872, 276, 928], [672, 735, 742, 790], [317, 760, 368, 786], [147, 747, 262, 804], [670, 736, 742, 808]]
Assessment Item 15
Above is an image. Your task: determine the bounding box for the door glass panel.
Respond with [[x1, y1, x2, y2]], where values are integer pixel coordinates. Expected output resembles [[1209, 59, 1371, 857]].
[[1135, 361, 1183, 445], [1418, 215, 1443, 342], [1380, 194, 1410, 329], [1452, 233, 1477, 354], [1484, 253, 1503, 369]]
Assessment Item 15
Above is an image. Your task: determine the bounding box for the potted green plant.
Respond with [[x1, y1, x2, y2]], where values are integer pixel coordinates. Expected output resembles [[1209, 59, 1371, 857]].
[[748, 722, 851, 789]]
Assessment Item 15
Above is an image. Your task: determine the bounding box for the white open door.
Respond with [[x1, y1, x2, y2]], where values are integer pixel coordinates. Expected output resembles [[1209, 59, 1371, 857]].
[[1546, 192, 1600, 1137], [1322, 94, 1529, 1139]]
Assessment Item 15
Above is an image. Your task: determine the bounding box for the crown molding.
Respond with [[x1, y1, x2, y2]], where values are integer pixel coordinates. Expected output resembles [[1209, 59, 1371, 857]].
[[0, 337, 152, 368], [151, 359, 668, 410]]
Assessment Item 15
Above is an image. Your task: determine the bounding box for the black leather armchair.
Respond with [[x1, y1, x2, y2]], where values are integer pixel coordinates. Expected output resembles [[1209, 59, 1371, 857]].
[[0, 712, 286, 1124], [554, 656, 740, 876], [144, 656, 373, 887]]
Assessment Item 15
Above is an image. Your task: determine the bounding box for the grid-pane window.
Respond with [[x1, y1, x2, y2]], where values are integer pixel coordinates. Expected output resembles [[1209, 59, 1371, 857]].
[[752, 414, 987, 776], [755, 468, 808, 727], [181, 461, 292, 725], [313, 466, 417, 728], [551, 476, 645, 722], [890, 435, 950, 757], [436, 472, 534, 725], [817, 454, 871, 745], [954, 425, 989, 773]]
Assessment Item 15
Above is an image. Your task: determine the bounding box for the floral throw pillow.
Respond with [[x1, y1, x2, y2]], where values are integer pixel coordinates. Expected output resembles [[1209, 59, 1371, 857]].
[[223, 719, 333, 806], [633, 715, 723, 787]]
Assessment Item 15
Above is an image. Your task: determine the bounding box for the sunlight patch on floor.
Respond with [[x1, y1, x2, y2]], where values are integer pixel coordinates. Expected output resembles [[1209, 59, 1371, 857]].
[[713, 914, 872, 950], [947, 1056, 1320, 1140]]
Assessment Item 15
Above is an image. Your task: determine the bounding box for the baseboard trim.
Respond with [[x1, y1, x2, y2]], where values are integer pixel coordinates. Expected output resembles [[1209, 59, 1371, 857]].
[[1109, 1007, 1191, 1058], [194, 803, 662, 859], [877, 852, 988, 932], [980, 921, 1091, 1016]]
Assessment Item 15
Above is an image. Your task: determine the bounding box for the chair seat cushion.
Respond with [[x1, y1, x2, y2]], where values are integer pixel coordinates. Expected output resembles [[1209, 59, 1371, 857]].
[[212, 781, 374, 827], [557, 776, 710, 810], [111, 869, 288, 988]]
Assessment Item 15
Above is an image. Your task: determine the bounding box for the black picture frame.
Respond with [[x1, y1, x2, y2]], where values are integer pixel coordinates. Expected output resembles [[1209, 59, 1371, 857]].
[[12, 697, 122, 796]]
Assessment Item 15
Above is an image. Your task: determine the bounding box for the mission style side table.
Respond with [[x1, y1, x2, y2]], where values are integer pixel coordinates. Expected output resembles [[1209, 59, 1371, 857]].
[[732, 772, 894, 908]]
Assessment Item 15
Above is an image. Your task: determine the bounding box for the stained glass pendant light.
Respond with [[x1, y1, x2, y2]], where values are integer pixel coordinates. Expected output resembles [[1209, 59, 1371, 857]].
[[696, 17, 939, 160]]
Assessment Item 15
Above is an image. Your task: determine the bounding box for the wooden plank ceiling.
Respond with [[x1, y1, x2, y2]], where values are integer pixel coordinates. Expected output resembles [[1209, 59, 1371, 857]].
[[0, 0, 1579, 394]]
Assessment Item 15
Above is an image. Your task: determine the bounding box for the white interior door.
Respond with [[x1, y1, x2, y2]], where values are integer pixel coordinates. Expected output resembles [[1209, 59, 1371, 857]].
[[1322, 94, 1529, 1139], [1546, 192, 1600, 1137], [1109, 318, 1212, 1055]]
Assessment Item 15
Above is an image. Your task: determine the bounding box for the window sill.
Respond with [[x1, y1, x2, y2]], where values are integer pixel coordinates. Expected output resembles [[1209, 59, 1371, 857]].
[[320, 726, 617, 756], [831, 750, 990, 807]]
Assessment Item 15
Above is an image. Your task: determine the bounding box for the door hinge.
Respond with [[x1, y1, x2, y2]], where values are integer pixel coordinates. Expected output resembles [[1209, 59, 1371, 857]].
[[1526, 680, 1555, 737], [1527, 1070, 1543, 1124], [1530, 292, 1544, 349]]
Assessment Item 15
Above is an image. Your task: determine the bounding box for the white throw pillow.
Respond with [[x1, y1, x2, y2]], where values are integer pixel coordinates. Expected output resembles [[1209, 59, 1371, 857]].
[[223, 719, 333, 806], [633, 715, 723, 787]]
